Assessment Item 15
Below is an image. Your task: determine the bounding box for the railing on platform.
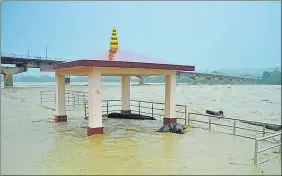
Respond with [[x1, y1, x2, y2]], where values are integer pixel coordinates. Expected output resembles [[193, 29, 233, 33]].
[[40, 90, 87, 110], [186, 112, 281, 165], [254, 132, 281, 165], [39, 90, 281, 165], [186, 112, 280, 139], [83, 99, 187, 121]]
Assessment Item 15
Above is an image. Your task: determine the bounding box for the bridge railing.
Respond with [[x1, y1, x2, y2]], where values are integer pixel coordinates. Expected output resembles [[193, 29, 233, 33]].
[[1, 52, 71, 62]]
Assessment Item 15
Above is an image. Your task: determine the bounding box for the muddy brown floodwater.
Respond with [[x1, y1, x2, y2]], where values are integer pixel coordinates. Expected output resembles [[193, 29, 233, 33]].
[[1, 83, 281, 175]]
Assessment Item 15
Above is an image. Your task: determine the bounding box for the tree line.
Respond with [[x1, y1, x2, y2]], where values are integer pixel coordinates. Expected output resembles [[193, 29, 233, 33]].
[[261, 69, 281, 85]]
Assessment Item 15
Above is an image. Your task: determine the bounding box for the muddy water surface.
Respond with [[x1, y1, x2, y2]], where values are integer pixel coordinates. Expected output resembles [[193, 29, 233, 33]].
[[1, 83, 281, 175]]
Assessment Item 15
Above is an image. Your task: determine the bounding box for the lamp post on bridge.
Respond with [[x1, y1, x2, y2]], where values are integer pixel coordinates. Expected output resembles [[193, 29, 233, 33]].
[[45, 44, 48, 59]]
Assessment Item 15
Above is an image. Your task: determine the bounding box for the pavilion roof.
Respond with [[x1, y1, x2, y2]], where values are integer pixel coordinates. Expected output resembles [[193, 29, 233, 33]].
[[40, 50, 195, 72]]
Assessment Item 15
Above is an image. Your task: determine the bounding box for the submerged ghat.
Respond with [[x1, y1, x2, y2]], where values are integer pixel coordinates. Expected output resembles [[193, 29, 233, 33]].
[[1, 83, 281, 175]]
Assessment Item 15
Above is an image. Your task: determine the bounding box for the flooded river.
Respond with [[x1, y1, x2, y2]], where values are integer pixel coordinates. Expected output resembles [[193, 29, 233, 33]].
[[1, 83, 281, 175]]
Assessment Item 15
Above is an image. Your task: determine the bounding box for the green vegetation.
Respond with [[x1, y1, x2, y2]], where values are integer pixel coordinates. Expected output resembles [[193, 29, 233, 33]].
[[261, 69, 281, 85]]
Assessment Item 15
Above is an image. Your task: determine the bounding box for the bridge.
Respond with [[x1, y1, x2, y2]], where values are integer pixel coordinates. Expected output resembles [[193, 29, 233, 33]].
[[1, 53, 262, 87], [1, 53, 71, 87], [136, 71, 261, 85], [175, 71, 261, 85]]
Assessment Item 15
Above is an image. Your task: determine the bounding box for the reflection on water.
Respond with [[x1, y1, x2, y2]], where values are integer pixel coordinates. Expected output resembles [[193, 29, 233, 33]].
[[1, 84, 281, 175]]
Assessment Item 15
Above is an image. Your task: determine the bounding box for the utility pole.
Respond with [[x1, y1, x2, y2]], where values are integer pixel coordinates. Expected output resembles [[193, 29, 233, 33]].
[[28, 50, 29, 58], [45, 44, 48, 59]]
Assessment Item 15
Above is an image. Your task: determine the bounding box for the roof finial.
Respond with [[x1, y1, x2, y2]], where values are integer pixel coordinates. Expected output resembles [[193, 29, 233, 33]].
[[108, 26, 118, 61]]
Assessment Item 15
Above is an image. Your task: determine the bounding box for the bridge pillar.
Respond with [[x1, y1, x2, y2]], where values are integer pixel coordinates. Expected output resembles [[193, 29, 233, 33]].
[[243, 79, 248, 85], [190, 75, 197, 85], [1, 67, 27, 87], [138, 76, 144, 85], [207, 77, 214, 85], [218, 78, 224, 85], [240, 79, 246, 85], [228, 78, 234, 85], [233, 79, 238, 84], [4, 74, 13, 87], [164, 73, 177, 125], [65, 76, 70, 85]]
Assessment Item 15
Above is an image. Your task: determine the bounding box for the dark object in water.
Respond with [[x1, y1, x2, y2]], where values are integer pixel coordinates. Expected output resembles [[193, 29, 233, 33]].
[[206, 110, 225, 118], [156, 123, 185, 134], [239, 120, 282, 131], [107, 113, 156, 120]]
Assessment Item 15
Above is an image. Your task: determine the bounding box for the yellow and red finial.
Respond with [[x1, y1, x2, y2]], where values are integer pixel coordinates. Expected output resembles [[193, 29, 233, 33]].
[[108, 26, 118, 61]]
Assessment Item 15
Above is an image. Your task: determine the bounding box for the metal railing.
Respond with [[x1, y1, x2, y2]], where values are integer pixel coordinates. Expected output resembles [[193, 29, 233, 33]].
[[186, 112, 281, 165], [40, 90, 87, 109], [1, 86, 18, 93], [254, 132, 281, 165], [186, 112, 280, 139], [84, 99, 187, 121], [1, 52, 71, 62], [39, 90, 281, 165]]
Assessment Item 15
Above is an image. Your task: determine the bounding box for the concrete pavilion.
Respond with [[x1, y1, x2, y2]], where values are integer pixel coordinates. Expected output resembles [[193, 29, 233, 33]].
[[40, 50, 195, 136]]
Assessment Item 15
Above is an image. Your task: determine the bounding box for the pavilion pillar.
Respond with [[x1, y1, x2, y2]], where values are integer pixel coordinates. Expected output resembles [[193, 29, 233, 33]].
[[87, 68, 103, 136], [55, 73, 67, 122], [121, 75, 131, 114], [164, 73, 177, 125]]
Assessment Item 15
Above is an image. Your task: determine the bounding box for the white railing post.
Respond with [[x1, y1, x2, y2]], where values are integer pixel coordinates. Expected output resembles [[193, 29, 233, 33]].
[[208, 117, 211, 131], [84, 102, 87, 119], [106, 101, 109, 114], [73, 92, 75, 109], [151, 103, 154, 118], [254, 139, 258, 165], [138, 101, 141, 115], [188, 113, 190, 126], [77, 93, 80, 108], [82, 93, 85, 105], [54, 91, 56, 104], [40, 91, 42, 105], [262, 125, 265, 137], [184, 106, 187, 125], [67, 92, 70, 107], [233, 120, 236, 135]]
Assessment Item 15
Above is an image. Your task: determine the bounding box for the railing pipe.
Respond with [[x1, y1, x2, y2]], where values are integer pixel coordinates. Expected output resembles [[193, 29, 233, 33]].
[[139, 101, 141, 115], [151, 103, 154, 118], [184, 106, 187, 125], [106, 101, 109, 114], [262, 125, 265, 137], [254, 139, 258, 165], [188, 112, 280, 126], [257, 132, 282, 141], [188, 113, 190, 126], [84, 102, 87, 119], [40, 91, 43, 105], [208, 117, 211, 131], [233, 120, 236, 135]]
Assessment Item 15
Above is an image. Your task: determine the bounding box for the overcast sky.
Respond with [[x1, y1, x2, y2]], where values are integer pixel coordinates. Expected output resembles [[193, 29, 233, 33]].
[[1, 1, 281, 76]]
